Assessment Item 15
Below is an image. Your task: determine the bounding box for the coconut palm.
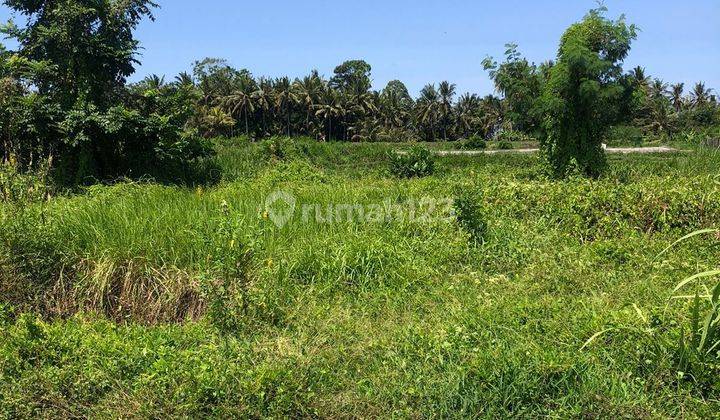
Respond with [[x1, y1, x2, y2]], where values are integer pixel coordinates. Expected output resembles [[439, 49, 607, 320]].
[[416, 84, 440, 140], [650, 79, 669, 101], [456, 93, 481, 138], [198, 106, 235, 138], [174, 72, 195, 88], [630, 66, 650, 92], [273, 77, 297, 137], [438, 81, 457, 139], [691, 82, 713, 108], [379, 89, 410, 129], [670, 83, 685, 113], [315, 89, 344, 141], [293, 70, 324, 134], [252, 78, 272, 136], [221, 83, 255, 136]]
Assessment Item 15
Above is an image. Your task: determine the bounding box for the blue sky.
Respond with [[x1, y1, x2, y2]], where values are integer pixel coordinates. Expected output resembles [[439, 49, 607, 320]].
[[2, 0, 718, 96]]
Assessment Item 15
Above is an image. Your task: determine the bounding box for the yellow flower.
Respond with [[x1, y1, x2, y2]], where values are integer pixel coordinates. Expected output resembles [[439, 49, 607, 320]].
[[266, 258, 274, 267], [262, 211, 269, 219]]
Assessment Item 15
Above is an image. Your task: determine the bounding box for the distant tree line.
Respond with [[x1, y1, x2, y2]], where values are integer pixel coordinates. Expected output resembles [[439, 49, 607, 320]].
[[0, 1, 717, 183]]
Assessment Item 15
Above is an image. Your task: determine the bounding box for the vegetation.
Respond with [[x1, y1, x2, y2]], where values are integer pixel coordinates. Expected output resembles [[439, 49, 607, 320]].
[[0, 0, 213, 185], [2, 141, 720, 416], [539, 8, 637, 177], [388, 145, 435, 178], [0, 1, 719, 417]]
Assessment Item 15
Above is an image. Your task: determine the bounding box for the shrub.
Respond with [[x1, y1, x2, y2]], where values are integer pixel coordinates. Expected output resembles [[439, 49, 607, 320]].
[[494, 129, 533, 144], [260, 137, 288, 160], [675, 283, 720, 389], [454, 188, 488, 244], [201, 200, 254, 333], [606, 125, 644, 147], [0, 159, 54, 204], [462, 135, 488, 150], [388, 146, 435, 178], [496, 140, 513, 150]]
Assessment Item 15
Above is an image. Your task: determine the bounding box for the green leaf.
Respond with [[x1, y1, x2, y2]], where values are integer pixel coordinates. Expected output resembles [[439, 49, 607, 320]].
[[672, 270, 720, 296], [657, 229, 718, 259]]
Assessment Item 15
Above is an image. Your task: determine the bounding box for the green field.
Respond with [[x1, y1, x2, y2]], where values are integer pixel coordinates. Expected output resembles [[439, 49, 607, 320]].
[[1, 139, 719, 417]]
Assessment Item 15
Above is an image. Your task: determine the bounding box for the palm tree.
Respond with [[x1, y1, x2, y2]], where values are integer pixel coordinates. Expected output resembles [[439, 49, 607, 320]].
[[456, 93, 480, 138], [691, 82, 713, 108], [438, 81, 457, 140], [251, 78, 273, 136], [314, 89, 344, 141], [221, 83, 255, 136], [630, 66, 650, 92], [345, 91, 377, 141], [670, 83, 684, 113], [293, 70, 323, 135], [198, 106, 235, 138], [649, 79, 669, 101], [379, 89, 409, 129], [478, 95, 503, 138], [174, 72, 195, 88], [416, 84, 440, 140], [273, 77, 297, 137]]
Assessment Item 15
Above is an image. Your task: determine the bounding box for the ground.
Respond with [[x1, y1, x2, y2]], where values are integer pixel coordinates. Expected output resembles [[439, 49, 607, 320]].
[[1, 139, 719, 418]]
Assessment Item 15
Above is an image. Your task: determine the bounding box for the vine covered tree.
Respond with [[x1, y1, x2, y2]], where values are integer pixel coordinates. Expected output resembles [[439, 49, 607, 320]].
[[539, 7, 637, 177]]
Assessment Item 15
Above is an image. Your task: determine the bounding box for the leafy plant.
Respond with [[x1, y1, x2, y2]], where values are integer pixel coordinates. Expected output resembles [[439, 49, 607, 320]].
[[675, 284, 720, 385], [388, 145, 435, 178], [461, 135, 487, 150], [453, 188, 487, 244], [659, 229, 720, 387], [496, 140, 513, 150], [201, 200, 254, 333]]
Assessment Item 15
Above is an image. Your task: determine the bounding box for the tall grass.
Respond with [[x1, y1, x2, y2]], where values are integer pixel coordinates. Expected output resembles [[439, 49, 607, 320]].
[[1, 142, 720, 417]]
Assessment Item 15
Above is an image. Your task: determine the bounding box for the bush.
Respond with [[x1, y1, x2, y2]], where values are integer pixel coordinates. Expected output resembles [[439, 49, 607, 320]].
[[461, 135, 488, 150], [494, 129, 533, 144], [496, 140, 513, 150], [388, 146, 435, 178], [606, 125, 644, 147], [260, 137, 288, 160], [53, 105, 216, 186], [454, 188, 488, 244]]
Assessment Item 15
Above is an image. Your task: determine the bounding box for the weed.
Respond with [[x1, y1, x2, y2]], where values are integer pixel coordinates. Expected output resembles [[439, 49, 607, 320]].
[[388, 145, 435, 178]]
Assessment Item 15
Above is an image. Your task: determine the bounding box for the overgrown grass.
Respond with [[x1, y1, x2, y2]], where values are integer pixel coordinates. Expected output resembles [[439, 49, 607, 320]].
[[1, 141, 719, 417]]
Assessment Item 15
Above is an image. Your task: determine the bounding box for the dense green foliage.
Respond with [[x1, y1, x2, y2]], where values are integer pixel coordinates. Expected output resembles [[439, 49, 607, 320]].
[[0, 3, 719, 416], [1, 141, 720, 416], [388, 145, 435, 178], [539, 8, 637, 177], [0, 3, 718, 184], [0, 0, 213, 185]]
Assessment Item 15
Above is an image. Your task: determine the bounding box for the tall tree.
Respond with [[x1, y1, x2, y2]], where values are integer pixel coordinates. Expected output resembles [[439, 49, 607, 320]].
[[416, 84, 440, 140], [1, 0, 157, 109], [482, 44, 545, 133], [330, 60, 372, 94], [539, 7, 637, 178], [670, 83, 685, 113], [691, 82, 712, 108], [438, 81, 456, 140]]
